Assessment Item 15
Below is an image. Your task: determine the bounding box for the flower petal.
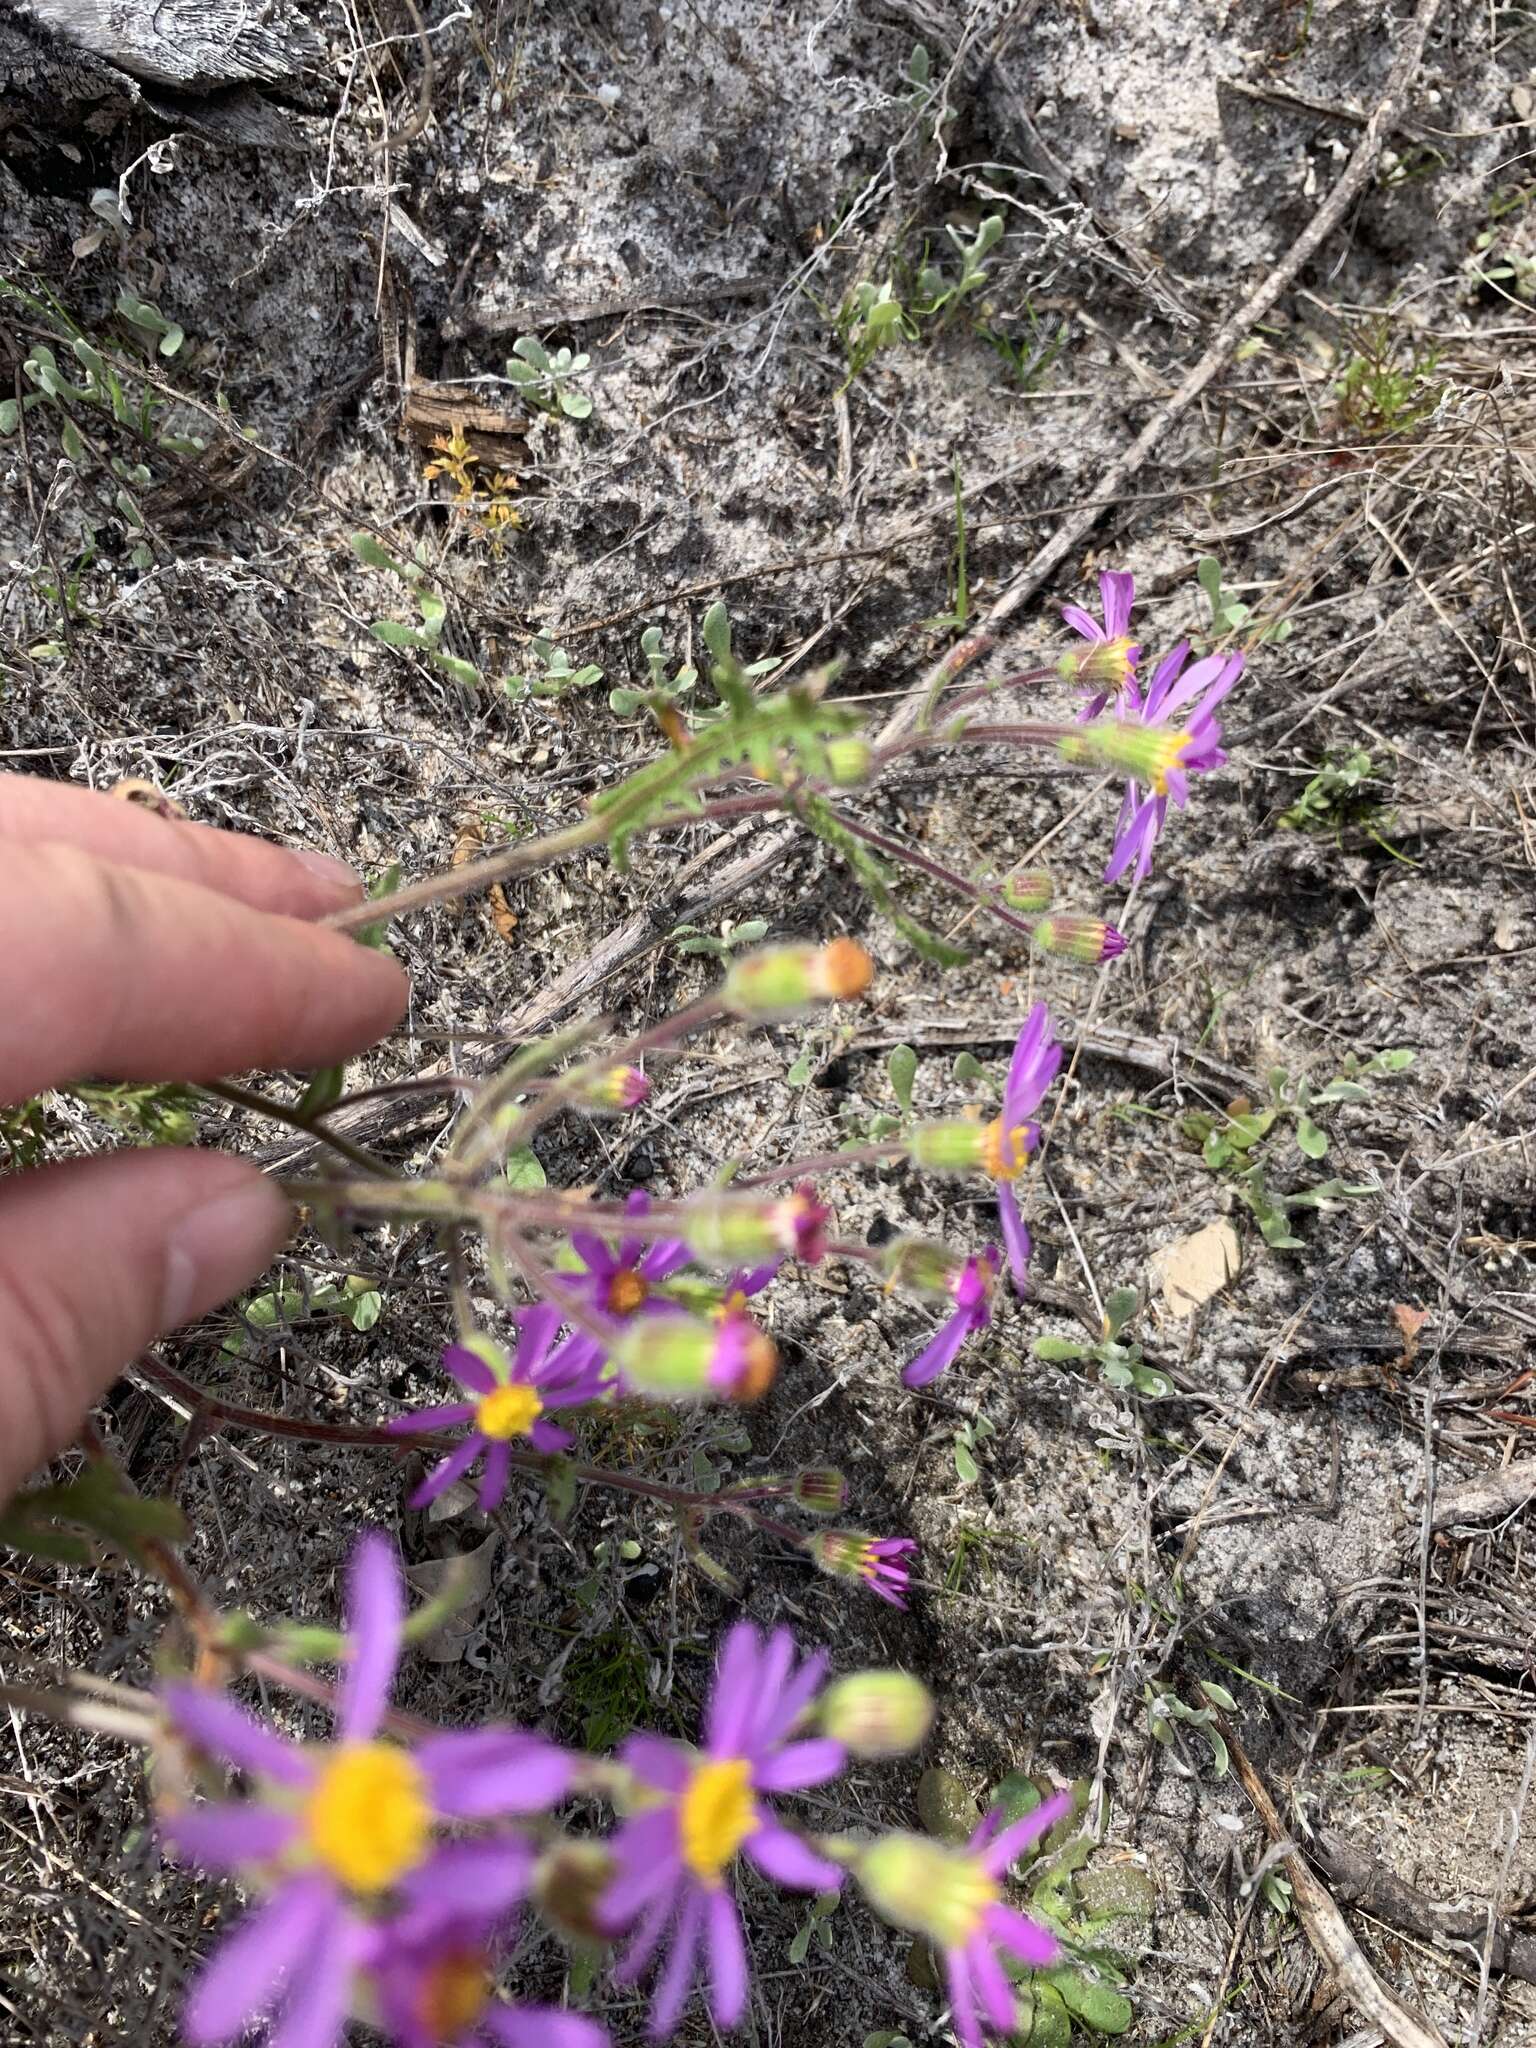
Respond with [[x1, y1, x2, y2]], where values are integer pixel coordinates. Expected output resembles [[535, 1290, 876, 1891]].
[[704, 1620, 761, 1755], [945, 1945, 982, 2048], [613, 1888, 672, 1985], [706, 1887, 748, 2028], [751, 1739, 845, 1792], [385, 1402, 476, 1435], [569, 1231, 615, 1279], [396, 1838, 535, 1930], [639, 1237, 693, 1283], [528, 1419, 575, 1453], [515, 1301, 563, 1374], [744, 1821, 842, 1892], [983, 1899, 1060, 1967], [620, 1735, 693, 1793], [267, 1899, 365, 2048], [1098, 569, 1135, 639], [338, 1532, 403, 1743], [478, 1441, 513, 1512], [968, 1931, 1019, 2032], [183, 1876, 334, 2044], [161, 1685, 311, 1789], [903, 1306, 971, 1389], [755, 1647, 829, 1750], [1060, 604, 1103, 643], [649, 1886, 704, 2038], [443, 1344, 498, 1393], [981, 1792, 1073, 1876], [162, 1802, 298, 1872], [408, 1435, 483, 1510], [743, 1628, 796, 1752], [997, 1186, 1031, 1295], [601, 1816, 683, 1929], [484, 2008, 610, 2048], [418, 1728, 572, 1817]]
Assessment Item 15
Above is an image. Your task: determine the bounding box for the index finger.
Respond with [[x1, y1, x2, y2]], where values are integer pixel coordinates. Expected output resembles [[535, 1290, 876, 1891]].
[[0, 773, 365, 921], [0, 843, 408, 1101]]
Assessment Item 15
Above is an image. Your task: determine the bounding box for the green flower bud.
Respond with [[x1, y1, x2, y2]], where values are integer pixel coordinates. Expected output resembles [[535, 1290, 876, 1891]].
[[1002, 865, 1054, 912], [723, 940, 873, 1019], [1060, 716, 1190, 793], [878, 1235, 968, 1298], [614, 1312, 777, 1402], [903, 1119, 991, 1173], [819, 1671, 933, 1757], [858, 1832, 997, 1948], [791, 1467, 847, 1513], [1031, 915, 1126, 965], [825, 737, 874, 786]]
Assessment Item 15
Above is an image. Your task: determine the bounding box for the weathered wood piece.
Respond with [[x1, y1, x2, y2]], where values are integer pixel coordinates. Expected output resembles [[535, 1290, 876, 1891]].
[[10, 0, 323, 89]]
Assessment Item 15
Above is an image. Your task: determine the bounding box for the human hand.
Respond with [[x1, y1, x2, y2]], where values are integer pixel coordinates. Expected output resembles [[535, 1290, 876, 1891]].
[[0, 775, 408, 1504]]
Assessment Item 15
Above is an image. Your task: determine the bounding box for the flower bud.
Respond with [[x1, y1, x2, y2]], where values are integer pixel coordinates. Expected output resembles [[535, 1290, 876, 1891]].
[[568, 1065, 650, 1112], [818, 1671, 934, 1757], [825, 737, 874, 787], [809, 1530, 916, 1607], [791, 1467, 847, 1514], [684, 1185, 831, 1266], [614, 1311, 777, 1403], [723, 939, 873, 1019], [1002, 865, 1054, 912], [858, 1832, 994, 1948], [533, 1841, 618, 1945], [878, 1235, 969, 1298], [1060, 717, 1190, 794], [1056, 637, 1135, 693], [903, 1119, 991, 1174], [1031, 915, 1125, 964]]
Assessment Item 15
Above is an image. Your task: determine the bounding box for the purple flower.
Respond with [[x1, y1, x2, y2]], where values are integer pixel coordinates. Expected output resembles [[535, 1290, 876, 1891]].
[[388, 1306, 607, 1513], [368, 1911, 607, 2048], [859, 1796, 1071, 2048], [160, 1535, 572, 2048], [979, 1005, 1062, 1294], [810, 1531, 918, 1609], [1060, 570, 1139, 715], [904, 1249, 999, 1388], [551, 1190, 695, 1388], [1102, 643, 1243, 884], [600, 1622, 846, 2036]]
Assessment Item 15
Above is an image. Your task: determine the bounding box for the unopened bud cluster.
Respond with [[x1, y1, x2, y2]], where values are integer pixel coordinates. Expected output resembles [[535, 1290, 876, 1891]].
[[684, 1184, 830, 1266], [818, 1671, 933, 1756], [1002, 865, 1054, 912], [1060, 716, 1190, 795], [568, 1064, 650, 1112], [878, 1235, 971, 1298]]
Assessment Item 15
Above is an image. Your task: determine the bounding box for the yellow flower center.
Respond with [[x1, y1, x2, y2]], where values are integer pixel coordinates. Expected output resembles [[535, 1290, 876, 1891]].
[[304, 1742, 430, 1894], [416, 1949, 492, 2043], [678, 1757, 755, 1886], [980, 1118, 1028, 1183], [607, 1269, 650, 1316], [714, 1289, 749, 1323], [475, 1382, 543, 1440], [931, 1856, 1002, 1949]]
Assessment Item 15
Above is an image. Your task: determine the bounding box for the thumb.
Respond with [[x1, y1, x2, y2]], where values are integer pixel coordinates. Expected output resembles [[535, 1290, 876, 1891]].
[[0, 1150, 289, 1504]]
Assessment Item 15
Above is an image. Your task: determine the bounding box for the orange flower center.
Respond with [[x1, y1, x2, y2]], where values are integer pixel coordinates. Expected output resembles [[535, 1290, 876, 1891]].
[[607, 1269, 650, 1316], [980, 1118, 1028, 1183]]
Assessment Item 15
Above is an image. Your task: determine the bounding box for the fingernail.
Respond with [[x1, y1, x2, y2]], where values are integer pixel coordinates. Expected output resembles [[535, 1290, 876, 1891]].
[[292, 847, 362, 894], [162, 1184, 288, 1330]]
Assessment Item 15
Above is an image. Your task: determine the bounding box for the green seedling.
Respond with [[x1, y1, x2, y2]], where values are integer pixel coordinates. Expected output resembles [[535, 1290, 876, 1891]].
[[1144, 1679, 1235, 1778], [1278, 746, 1406, 856], [1332, 317, 1442, 436], [951, 1414, 995, 1485], [668, 916, 769, 960], [505, 336, 594, 420], [503, 636, 604, 703], [788, 1889, 840, 1964], [1032, 1288, 1171, 1399], [1194, 556, 1292, 649]]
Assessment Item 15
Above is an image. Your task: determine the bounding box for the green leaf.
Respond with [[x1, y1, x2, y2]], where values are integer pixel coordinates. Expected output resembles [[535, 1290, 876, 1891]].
[[1031, 1335, 1089, 1362], [917, 1766, 981, 1843], [786, 1047, 814, 1086], [542, 1456, 577, 1526], [1102, 1286, 1138, 1338], [991, 1771, 1043, 1826], [1199, 1678, 1238, 1711], [1295, 1114, 1328, 1159], [342, 1288, 384, 1332], [432, 651, 482, 688], [370, 619, 429, 649], [609, 686, 643, 715], [501, 1146, 547, 1191], [560, 390, 593, 420], [349, 532, 408, 575], [1046, 1967, 1133, 2034], [887, 1043, 918, 1114], [954, 1438, 979, 1483], [952, 1051, 985, 1087], [0, 398, 19, 435], [788, 1921, 813, 1965]]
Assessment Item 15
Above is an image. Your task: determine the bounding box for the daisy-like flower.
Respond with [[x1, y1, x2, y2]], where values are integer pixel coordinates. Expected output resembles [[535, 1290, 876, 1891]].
[[367, 1910, 607, 2048], [160, 1536, 572, 2048], [1098, 644, 1243, 884], [1059, 570, 1139, 715], [551, 1190, 695, 1388], [857, 1794, 1071, 2048], [388, 1306, 607, 1513], [809, 1531, 918, 1610], [904, 1249, 1000, 1388], [986, 1005, 1062, 1294], [600, 1622, 846, 2036]]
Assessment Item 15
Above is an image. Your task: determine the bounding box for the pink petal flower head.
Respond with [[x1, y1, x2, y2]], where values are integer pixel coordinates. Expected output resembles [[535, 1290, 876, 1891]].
[[368, 1910, 609, 2048], [810, 1530, 919, 1609], [1059, 570, 1140, 715], [160, 1536, 571, 2048], [599, 1622, 846, 2035], [1087, 645, 1243, 883], [903, 1248, 1000, 1388], [389, 1308, 604, 1512], [857, 1793, 1072, 2048]]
